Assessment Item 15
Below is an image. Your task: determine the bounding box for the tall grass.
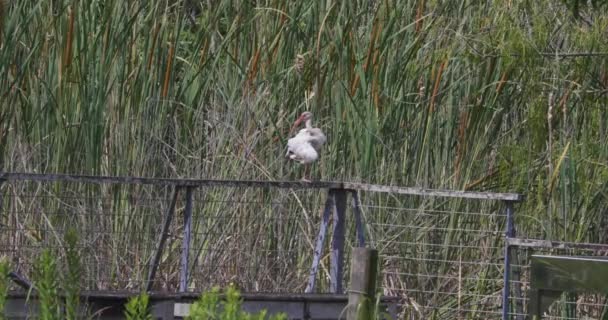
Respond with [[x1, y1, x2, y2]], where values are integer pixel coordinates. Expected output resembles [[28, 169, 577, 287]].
[[2, 0, 607, 242]]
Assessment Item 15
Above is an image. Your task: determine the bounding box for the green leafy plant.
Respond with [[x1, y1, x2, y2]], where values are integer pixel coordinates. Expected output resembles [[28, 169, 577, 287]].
[[187, 286, 220, 319], [186, 285, 287, 320], [64, 227, 81, 320], [124, 293, 153, 320], [33, 250, 62, 320], [0, 257, 10, 320], [28, 231, 88, 319]]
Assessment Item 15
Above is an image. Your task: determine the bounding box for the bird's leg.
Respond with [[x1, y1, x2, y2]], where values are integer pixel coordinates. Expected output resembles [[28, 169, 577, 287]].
[[301, 164, 311, 182], [306, 164, 310, 180]]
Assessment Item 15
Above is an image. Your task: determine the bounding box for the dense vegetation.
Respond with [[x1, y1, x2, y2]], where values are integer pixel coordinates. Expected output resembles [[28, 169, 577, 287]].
[[0, 254, 287, 319], [2, 0, 608, 318], [3, 0, 606, 241]]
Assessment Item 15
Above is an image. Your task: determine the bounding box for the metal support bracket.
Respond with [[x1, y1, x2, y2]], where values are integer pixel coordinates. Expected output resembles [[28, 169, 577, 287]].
[[350, 190, 365, 247], [502, 201, 516, 320], [330, 189, 347, 294], [179, 187, 195, 292], [146, 187, 180, 291], [305, 191, 334, 293], [306, 188, 353, 294]]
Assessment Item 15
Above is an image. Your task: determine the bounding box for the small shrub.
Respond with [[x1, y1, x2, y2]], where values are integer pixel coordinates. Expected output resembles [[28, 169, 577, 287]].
[[30, 231, 88, 320], [124, 293, 153, 320], [187, 286, 220, 318], [186, 285, 287, 320], [34, 250, 62, 320], [0, 257, 10, 320], [64, 227, 81, 320]]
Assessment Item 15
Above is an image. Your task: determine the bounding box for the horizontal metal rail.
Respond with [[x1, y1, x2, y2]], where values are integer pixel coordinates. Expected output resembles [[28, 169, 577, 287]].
[[6, 290, 402, 302], [0, 172, 524, 201], [507, 238, 608, 251]]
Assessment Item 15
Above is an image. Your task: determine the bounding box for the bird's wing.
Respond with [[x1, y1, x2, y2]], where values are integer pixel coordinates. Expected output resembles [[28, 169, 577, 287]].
[[307, 129, 326, 152], [289, 142, 318, 164], [286, 132, 311, 156]]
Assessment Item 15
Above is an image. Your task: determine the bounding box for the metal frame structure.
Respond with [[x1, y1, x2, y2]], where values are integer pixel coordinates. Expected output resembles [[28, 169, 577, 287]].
[[6, 173, 608, 319], [0, 172, 526, 318], [0, 172, 522, 293]]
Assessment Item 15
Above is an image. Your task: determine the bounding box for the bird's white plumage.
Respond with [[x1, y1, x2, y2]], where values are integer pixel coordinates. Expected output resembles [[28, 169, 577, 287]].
[[286, 130, 319, 164], [285, 111, 326, 181]]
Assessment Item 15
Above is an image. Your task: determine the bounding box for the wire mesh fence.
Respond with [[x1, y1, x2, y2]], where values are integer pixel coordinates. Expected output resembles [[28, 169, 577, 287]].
[[3, 173, 608, 320], [0, 177, 332, 293], [357, 191, 511, 319]]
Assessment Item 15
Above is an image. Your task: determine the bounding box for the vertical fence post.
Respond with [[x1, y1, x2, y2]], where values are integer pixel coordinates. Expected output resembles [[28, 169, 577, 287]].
[[347, 247, 378, 320], [0, 180, 4, 253], [0, 180, 4, 220], [0, 180, 3, 209], [179, 187, 194, 293], [350, 190, 365, 247], [305, 190, 334, 293], [147, 186, 180, 292], [502, 201, 515, 320], [330, 189, 347, 294]]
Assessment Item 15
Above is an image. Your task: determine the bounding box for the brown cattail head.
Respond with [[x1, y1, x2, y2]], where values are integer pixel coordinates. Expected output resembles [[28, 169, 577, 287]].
[[0, 0, 7, 44]]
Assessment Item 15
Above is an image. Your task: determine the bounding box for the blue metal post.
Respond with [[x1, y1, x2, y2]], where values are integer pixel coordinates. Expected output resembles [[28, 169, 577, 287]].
[[330, 189, 347, 294], [179, 187, 194, 292], [0, 180, 3, 221], [305, 190, 334, 293], [146, 187, 180, 292], [502, 201, 515, 320], [351, 190, 365, 247]]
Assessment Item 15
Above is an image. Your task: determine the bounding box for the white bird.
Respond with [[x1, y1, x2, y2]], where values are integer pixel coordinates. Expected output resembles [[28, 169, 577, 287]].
[[286, 111, 326, 181]]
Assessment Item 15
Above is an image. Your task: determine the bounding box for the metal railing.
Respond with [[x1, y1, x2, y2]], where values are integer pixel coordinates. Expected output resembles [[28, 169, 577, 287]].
[[357, 187, 520, 319], [6, 172, 607, 319]]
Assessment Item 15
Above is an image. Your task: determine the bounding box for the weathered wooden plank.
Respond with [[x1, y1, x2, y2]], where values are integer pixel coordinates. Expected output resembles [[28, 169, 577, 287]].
[[347, 248, 379, 320], [146, 187, 180, 292], [0, 180, 3, 216], [0, 172, 523, 200]]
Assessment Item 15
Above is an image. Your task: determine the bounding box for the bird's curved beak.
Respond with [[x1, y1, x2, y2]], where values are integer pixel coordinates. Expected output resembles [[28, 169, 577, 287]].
[[289, 115, 304, 134]]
